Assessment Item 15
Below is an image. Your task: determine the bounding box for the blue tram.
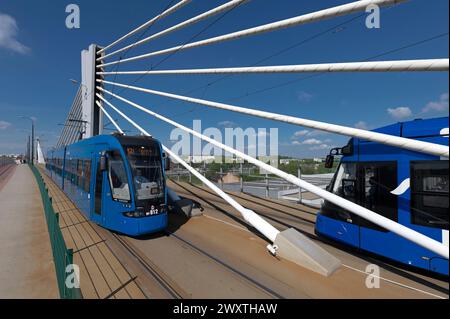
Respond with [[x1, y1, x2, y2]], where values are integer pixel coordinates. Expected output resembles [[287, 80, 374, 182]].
[[46, 134, 170, 236], [316, 117, 449, 275]]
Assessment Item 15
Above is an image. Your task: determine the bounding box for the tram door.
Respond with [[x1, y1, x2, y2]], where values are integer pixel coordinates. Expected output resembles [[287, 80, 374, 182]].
[[92, 155, 105, 224], [357, 162, 398, 255]]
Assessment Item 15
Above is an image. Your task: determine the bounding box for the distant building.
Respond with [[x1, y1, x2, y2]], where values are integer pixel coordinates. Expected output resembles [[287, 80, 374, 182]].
[[280, 158, 301, 165], [186, 155, 216, 164]]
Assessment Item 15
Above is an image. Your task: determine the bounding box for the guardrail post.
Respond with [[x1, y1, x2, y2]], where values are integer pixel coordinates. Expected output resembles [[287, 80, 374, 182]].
[[240, 163, 244, 193], [298, 165, 302, 203]]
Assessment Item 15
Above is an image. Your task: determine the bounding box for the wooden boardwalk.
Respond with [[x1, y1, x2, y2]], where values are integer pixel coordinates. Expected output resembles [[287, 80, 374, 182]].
[[39, 167, 146, 299]]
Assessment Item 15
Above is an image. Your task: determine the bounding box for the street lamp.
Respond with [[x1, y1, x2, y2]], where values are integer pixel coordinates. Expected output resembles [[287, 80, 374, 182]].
[[19, 116, 35, 165], [69, 79, 88, 100]]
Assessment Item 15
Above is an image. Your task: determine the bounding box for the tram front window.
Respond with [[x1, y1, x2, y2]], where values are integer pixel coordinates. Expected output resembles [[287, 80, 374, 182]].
[[108, 151, 131, 202], [332, 163, 357, 200], [124, 145, 164, 201]]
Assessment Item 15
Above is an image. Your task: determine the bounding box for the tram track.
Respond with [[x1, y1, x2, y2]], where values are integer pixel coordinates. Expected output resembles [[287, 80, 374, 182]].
[[171, 180, 318, 236], [165, 231, 285, 299], [109, 232, 189, 299], [169, 180, 449, 299], [108, 227, 286, 299]]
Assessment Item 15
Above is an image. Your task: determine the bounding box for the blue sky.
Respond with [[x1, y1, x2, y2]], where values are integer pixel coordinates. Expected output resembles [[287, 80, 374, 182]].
[[0, 0, 448, 157]]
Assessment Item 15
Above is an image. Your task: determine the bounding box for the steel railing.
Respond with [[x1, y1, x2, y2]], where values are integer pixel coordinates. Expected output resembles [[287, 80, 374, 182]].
[[29, 164, 82, 299]]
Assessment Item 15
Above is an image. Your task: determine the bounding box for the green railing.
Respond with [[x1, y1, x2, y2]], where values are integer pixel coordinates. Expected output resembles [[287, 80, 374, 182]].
[[29, 164, 82, 299]]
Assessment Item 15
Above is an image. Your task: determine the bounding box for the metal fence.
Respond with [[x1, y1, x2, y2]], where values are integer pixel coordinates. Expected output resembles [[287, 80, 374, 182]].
[[29, 164, 82, 299]]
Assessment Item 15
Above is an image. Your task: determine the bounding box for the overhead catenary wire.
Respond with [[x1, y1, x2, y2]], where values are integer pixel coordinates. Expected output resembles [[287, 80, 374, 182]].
[[98, 79, 450, 158], [97, 58, 449, 76], [98, 0, 191, 54], [96, 93, 280, 243], [98, 86, 449, 259], [98, 0, 407, 68], [99, 0, 250, 61]]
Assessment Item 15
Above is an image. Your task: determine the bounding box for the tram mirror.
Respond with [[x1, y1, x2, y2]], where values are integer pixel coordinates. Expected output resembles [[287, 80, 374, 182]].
[[325, 155, 334, 169], [100, 155, 107, 171], [165, 157, 172, 172], [342, 143, 353, 155]]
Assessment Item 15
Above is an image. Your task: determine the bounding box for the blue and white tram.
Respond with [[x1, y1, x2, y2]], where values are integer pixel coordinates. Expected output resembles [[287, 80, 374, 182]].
[[46, 134, 170, 236], [315, 117, 449, 275]]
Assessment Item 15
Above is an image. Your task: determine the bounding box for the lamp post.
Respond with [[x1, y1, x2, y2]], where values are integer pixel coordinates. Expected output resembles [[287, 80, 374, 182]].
[[69, 79, 88, 100], [19, 116, 35, 165]]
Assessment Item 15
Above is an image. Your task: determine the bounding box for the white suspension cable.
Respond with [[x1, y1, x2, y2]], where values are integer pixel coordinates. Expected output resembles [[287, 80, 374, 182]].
[[98, 86, 449, 259], [95, 93, 150, 137], [98, 0, 407, 68], [97, 58, 449, 75], [98, 0, 191, 54], [99, 0, 249, 61], [98, 79, 450, 158], [95, 100, 124, 134], [96, 93, 280, 242]]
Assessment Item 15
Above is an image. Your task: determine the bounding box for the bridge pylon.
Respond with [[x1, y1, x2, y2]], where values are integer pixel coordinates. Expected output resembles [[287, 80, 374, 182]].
[[81, 44, 105, 139]]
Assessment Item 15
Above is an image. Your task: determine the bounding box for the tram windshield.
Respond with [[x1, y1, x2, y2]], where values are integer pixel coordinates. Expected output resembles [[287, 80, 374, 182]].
[[108, 151, 131, 202], [332, 162, 357, 200], [124, 144, 164, 201]]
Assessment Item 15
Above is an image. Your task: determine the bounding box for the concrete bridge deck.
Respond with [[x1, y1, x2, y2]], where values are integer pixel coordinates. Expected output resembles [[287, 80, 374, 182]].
[[0, 165, 447, 299], [0, 165, 58, 299]]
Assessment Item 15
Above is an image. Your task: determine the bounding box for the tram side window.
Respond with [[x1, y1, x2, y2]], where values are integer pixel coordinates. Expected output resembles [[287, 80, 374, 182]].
[[108, 151, 131, 202], [77, 160, 83, 187], [411, 161, 449, 230], [83, 160, 92, 193]]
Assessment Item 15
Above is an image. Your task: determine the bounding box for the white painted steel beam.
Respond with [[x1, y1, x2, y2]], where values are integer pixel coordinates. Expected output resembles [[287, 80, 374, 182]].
[[98, 80, 450, 158], [98, 87, 450, 259], [95, 100, 124, 134], [98, 0, 191, 54], [96, 93, 280, 242], [98, 59, 449, 76], [99, 0, 249, 61], [98, 0, 407, 68]]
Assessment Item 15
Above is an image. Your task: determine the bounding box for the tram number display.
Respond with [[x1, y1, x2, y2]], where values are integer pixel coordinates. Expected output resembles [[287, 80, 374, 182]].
[[125, 146, 156, 157]]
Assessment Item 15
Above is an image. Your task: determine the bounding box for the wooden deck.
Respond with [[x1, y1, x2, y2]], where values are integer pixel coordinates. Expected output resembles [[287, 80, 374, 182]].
[[39, 167, 146, 299]]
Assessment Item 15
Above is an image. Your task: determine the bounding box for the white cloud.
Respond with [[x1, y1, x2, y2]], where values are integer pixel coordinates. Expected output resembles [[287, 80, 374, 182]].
[[0, 121, 12, 130], [292, 130, 310, 138], [387, 107, 412, 120], [291, 140, 302, 145], [422, 93, 449, 114], [297, 91, 313, 102], [0, 12, 30, 54], [309, 144, 330, 151], [355, 121, 369, 130], [302, 138, 322, 145]]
